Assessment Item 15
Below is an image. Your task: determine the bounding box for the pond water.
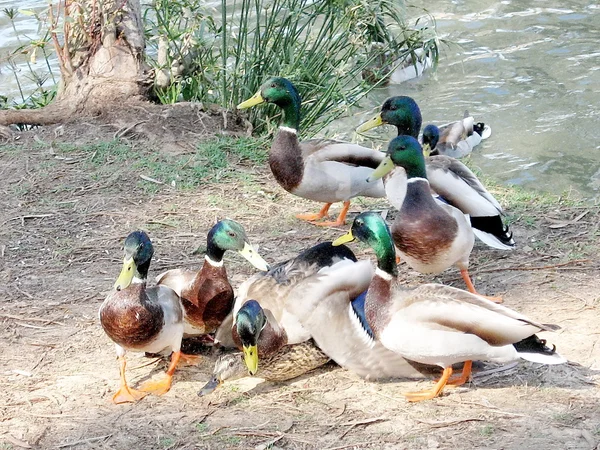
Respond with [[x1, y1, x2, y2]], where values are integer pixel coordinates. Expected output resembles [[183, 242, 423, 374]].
[[345, 0, 600, 200], [1, 0, 599, 199]]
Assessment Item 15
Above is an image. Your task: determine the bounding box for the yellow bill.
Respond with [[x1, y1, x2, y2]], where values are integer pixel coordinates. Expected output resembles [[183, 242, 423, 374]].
[[356, 113, 384, 133], [332, 231, 355, 246], [114, 257, 135, 291], [367, 155, 394, 182], [239, 242, 270, 272], [422, 142, 432, 158], [237, 92, 265, 109], [243, 344, 259, 375]]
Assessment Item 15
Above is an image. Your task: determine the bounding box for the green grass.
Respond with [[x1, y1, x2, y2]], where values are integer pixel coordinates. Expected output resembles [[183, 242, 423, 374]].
[[51, 136, 269, 192], [479, 424, 494, 437], [195, 422, 209, 433]]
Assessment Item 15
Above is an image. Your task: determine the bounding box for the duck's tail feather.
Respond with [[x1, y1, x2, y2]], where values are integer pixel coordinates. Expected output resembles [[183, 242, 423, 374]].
[[470, 215, 515, 249], [513, 335, 567, 365]]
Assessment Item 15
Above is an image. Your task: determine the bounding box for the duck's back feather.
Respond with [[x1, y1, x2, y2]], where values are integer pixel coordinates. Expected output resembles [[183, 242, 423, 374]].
[[426, 156, 502, 214]]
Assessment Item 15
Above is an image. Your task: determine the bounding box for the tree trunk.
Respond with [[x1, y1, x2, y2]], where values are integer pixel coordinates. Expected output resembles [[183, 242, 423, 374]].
[[0, 0, 152, 127]]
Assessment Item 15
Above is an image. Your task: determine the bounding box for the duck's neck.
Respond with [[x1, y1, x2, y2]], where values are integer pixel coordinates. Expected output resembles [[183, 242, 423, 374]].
[[205, 239, 225, 265], [133, 260, 150, 286], [364, 234, 397, 338], [404, 177, 439, 211], [280, 101, 300, 131], [365, 269, 394, 339], [270, 101, 304, 192]]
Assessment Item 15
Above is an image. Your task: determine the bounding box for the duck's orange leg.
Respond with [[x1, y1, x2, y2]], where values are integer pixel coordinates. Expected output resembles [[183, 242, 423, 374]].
[[460, 269, 503, 304], [139, 350, 183, 396], [447, 360, 473, 386], [296, 203, 331, 222], [112, 356, 148, 404], [313, 201, 351, 227], [405, 366, 452, 402]]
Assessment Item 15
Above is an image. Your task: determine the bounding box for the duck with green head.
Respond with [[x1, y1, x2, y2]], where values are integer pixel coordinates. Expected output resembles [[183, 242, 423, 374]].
[[357, 96, 514, 250], [333, 212, 565, 401], [228, 241, 358, 374], [156, 219, 269, 338], [367, 135, 500, 300], [237, 77, 386, 227], [100, 231, 188, 404]]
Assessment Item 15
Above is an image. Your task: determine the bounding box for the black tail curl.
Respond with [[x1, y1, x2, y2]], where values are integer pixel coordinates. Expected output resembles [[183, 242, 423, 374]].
[[513, 334, 557, 356], [469, 215, 515, 247]]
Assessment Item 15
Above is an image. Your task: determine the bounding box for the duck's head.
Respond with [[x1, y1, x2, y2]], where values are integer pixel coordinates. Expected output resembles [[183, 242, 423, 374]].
[[367, 135, 427, 182], [237, 77, 301, 110], [333, 212, 398, 277], [206, 220, 270, 271], [197, 353, 247, 396], [235, 300, 267, 375], [356, 96, 422, 137], [422, 124, 440, 157], [114, 231, 154, 291]]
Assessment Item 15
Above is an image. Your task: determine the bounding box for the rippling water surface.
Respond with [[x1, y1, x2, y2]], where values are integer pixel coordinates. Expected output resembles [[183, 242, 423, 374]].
[[348, 0, 600, 199], [1, 0, 599, 198]]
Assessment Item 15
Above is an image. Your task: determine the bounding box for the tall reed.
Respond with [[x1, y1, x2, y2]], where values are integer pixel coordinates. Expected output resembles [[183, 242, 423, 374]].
[[145, 0, 440, 136]]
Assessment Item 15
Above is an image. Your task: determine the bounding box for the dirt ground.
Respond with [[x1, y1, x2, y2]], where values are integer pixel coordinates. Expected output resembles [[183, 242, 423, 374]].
[[1, 104, 599, 450]]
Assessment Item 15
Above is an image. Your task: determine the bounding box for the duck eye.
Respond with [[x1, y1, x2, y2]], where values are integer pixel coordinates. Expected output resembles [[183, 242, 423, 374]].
[[270, 83, 276, 88], [389, 105, 397, 111], [227, 231, 236, 237]]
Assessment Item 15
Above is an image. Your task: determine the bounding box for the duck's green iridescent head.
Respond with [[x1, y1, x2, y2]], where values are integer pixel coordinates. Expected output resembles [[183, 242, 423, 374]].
[[422, 124, 440, 157], [368, 135, 427, 182], [333, 212, 398, 277], [356, 96, 422, 137], [237, 77, 301, 129], [206, 220, 270, 271], [235, 300, 267, 375], [114, 231, 154, 290]]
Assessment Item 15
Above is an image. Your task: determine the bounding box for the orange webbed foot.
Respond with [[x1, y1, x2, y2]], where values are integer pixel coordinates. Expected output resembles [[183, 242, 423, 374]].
[[112, 385, 148, 404], [296, 203, 332, 222], [404, 366, 452, 402], [404, 388, 444, 402], [311, 201, 350, 227], [139, 375, 174, 396]]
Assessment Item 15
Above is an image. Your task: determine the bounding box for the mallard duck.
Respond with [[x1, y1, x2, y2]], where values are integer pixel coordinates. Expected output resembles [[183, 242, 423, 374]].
[[156, 219, 269, 337], [230, 241, 358, 373], [284, 258, 440, 380], [198, 340, 330, 395], [357, 96, 514, 249], [237, 77, 386, 226], [333, 212, 566, 401], [368, 135, 501, 300], [99, 231, 190, 404], [421, 113, 492, 159]]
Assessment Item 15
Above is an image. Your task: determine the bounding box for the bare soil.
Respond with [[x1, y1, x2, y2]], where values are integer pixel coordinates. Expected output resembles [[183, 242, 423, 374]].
[[1, 104, 599, 450]]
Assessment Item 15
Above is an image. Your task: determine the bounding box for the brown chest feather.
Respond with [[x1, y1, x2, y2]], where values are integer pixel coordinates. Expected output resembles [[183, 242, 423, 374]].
[[270, 131, 304, 192], [393, 190, 457, 262], [181, 264, 233, 332], [100, 286, 164, 349]]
